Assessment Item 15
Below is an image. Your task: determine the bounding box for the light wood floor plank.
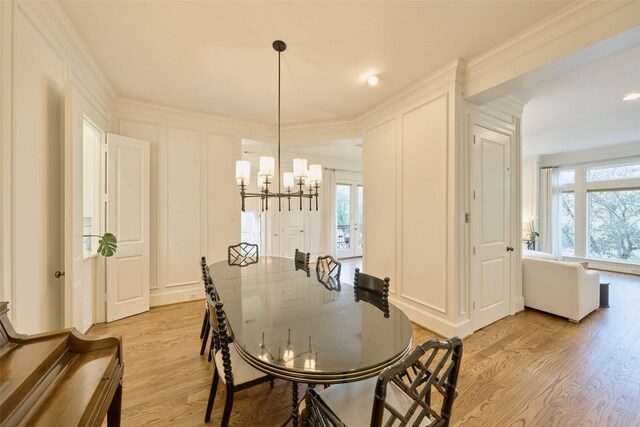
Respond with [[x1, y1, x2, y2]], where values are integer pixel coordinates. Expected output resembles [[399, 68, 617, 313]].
[[91, 271, 640, 426]]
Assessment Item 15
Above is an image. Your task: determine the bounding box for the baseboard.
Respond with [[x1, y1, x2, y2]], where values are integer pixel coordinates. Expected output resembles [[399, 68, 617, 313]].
[[513, 296, 525, 314], [390, 297, 470, 338], [150, 286, 203, 307], [82, 316, 93, 334]]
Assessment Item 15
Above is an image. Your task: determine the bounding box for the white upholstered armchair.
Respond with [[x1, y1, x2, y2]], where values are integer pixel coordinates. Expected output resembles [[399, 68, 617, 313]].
[[522, 253, 600, 323]]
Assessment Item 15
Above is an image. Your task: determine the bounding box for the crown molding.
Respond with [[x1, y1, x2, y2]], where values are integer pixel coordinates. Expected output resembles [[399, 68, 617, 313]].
[[115, 97, 274, 140], [116, 96, 364, 145], [35, 0, 116, 105], [539, 140, 640, 168], [480, 92, 530, 118], [357, 58, 465, 130], [280, 119, 360, 144], [464, 0, 640, 100]]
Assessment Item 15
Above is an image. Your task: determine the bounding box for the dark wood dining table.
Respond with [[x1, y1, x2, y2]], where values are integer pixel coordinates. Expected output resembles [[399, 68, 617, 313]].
[[209, 256, 413, 426]]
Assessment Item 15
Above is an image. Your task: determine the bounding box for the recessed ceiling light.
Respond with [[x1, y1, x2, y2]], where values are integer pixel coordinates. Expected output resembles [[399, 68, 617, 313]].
[[365, 74, 379, 86], [623, 93, 640, 101]]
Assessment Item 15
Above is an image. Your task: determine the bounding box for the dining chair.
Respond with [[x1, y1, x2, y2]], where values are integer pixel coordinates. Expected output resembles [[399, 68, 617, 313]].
[[354, 288, 389, 318], [300, 337, 464, 427], [228, 242, 259, 266], [354, 268, 389, 300], [295, 249, 311, 275], [205, 294, 275, 425], [199, 256, 212, 356]]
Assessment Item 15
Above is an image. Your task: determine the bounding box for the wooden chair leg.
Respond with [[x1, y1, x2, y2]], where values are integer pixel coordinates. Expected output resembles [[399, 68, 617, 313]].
[[204, 369, 219, 423], [291, 382, 299, 427], [208, 331, 215, 362], [200, 321, 210, 355], [200, 310, 208, 339], [221, 384, 234, 427], [107, 381, 123, 427]]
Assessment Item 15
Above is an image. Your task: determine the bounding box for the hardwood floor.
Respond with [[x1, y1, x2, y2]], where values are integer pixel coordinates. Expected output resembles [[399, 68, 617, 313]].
[[90, 271, 640, 426]]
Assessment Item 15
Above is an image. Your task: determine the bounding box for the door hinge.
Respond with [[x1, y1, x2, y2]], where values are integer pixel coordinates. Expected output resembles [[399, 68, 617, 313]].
[[473, 190, 476, 200], [464, 213, 470, 223], [473, 302, 476, 310], [473, 246, 476, 255], [473, 135, 476, 144]]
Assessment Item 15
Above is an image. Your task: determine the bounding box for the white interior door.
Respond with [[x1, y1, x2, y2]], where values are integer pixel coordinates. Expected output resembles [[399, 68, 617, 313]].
[[280, 207, 306, 258], [471, 125, 512, 330], [63, 83, 83, 330], [106, 134, 150, 322]]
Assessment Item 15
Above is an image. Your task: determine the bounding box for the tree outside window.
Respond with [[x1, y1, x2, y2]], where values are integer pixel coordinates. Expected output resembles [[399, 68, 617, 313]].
[[561, 192, 575, 256], [588, 190, 640, 261]]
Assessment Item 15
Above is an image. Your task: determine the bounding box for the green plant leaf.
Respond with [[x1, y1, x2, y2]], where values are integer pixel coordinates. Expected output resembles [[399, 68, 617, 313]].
[[97, 233, 118, 257]]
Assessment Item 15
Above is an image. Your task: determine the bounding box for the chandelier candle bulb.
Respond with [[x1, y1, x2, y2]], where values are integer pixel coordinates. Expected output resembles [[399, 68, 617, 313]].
[[308, 164, 323, 185], [235, 160, 251, 185], [258, 174, 267, 190], [259, 156, 275, 177], [283, 172, 294, 190], [293, 158, 308, 181]]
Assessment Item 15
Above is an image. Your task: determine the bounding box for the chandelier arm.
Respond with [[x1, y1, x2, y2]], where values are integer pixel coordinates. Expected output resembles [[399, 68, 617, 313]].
[[299, 183, 303, 211]]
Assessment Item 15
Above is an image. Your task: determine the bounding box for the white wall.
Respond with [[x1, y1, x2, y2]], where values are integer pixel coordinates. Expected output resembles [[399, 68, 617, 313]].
[[1, 0, 114, 332], [111, 99, 269, 307], [360, 60, 467, 337]]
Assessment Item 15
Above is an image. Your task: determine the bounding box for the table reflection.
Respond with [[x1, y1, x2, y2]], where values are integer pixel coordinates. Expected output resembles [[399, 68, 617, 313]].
[[210, 256, 412, 382]]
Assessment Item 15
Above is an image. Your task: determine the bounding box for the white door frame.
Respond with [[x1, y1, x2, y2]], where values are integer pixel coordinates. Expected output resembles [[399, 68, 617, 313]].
[[63, 82, 82, 329], [335, 172, 363, 259], [469, 115, 518, 332]]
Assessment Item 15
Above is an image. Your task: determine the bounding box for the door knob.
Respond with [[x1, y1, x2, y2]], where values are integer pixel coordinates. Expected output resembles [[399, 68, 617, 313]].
[[506, 246, 514, 252], [54, 271, 65, 278]]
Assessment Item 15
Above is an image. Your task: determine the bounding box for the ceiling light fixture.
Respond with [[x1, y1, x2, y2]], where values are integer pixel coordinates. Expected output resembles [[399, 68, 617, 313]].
[[623, 92, 640, 101], [235, 40, 322, 212], [365, 74, 379, 86]]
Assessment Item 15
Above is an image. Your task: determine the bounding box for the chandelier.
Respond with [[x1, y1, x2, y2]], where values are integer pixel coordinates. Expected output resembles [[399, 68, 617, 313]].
[[235, 40, 322, 212]]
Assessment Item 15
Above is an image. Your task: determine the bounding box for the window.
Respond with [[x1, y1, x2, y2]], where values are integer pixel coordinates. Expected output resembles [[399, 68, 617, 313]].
[[559, 169, 575, 186], [588, 164, 640, 182], [588, 190, 640, 261], [561, 192, 575, 256], [83, 119, 104, 257], [554, 160, 640, 264]]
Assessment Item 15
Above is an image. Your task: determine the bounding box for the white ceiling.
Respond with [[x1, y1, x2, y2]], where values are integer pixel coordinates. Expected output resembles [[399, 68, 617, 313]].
[[522, 44, 640, 156], [60, 0, 570, 126]]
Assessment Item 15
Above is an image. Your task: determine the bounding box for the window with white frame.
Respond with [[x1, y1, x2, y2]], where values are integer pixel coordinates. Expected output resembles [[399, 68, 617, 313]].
[[559, 160, 640, 263], [83, 118, 104, 257]]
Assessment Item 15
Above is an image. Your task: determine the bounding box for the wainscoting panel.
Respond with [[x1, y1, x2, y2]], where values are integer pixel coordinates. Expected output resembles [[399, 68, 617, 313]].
[[401, 94, 449, 314], [206, 133, 240, 264], [363, 119, 397, 293], [164, 126, 206, 289]]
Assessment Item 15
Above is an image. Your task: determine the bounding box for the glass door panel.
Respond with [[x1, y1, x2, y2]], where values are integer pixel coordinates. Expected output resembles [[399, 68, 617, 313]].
[[355, 185, 363, 256], [336, 184, 352, 258]]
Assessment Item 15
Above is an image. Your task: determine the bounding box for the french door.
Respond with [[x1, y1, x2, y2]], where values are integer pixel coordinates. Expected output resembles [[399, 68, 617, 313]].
[[336, 178, 363, 259]]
